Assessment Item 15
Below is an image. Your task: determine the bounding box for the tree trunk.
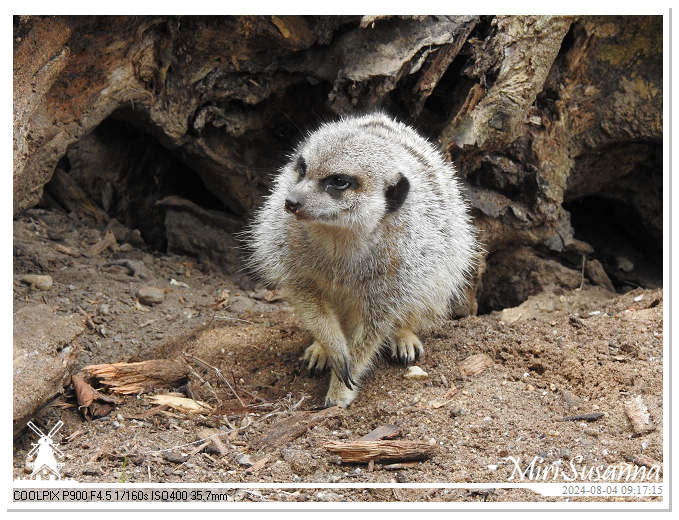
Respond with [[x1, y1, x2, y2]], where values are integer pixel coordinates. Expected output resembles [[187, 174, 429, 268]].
[[13, 15, 662, 310]]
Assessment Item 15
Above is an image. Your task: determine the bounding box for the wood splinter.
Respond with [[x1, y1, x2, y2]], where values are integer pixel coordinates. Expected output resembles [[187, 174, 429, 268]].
[[324, 439, 436, 464], [82, 359, 190, 395]]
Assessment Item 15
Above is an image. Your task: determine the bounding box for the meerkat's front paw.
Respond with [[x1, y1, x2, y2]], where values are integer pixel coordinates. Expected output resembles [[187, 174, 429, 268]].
[[390, 328, 424, 366], [300, 341, 329, 374], [324, 372, 358, 408]]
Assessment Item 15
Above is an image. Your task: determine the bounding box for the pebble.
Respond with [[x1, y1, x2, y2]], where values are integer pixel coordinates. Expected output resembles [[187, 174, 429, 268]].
[[136, 286, 165, 305], [17, 274, 53, 291], [617, 256, 634, 272], [99, 303, 111, 315], [163, 452, 188, 464], [404, 366, 428, 379], [449, 407, 465, 418], [236, 453, 254, 467]]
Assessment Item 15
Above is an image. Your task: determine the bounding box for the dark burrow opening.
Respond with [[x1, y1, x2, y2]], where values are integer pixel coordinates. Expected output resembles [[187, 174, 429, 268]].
[[37, 79, 335, 275], [41, 116, 228, 252], [565, 195, 662, 291]]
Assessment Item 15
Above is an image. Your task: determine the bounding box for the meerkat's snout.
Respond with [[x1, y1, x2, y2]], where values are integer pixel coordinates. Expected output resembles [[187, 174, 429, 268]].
[[284, 195, 301, 215]]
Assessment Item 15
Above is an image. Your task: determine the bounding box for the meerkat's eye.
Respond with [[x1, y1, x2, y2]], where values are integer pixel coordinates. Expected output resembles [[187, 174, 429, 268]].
[[321, 174, 358, 193], [296, 156, 307, 178]]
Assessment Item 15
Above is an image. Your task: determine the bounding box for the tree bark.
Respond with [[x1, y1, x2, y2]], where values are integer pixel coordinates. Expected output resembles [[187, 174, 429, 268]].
[[13, 15, 662, 310]]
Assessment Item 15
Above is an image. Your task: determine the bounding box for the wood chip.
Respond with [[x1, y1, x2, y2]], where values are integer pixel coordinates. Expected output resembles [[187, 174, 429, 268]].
[[86, 230, 118, 257], [245, 454, 270, 474], [71, 372, 122, 418], [324, 439, 436, 463], [54, 243, 81, 257], [72, 372, 96, 408], [558, 412, 604, 422], [16, 274, 53, 290], [458, 353, 493, 377], [383, 461, 420, 470], [148, 394, 213, 414], [82, 359, 190, 395], [256, 406, 342, 449], [625, 395, 656, 436]]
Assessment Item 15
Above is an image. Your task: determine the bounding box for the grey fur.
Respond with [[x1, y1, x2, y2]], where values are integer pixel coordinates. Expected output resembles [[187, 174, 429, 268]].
[[247, 113, 477, 407]]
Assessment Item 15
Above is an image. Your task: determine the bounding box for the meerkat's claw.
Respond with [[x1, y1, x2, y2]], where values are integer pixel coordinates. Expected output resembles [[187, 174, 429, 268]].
[[390, 329, 424, 366], [325, 351, 356, 390], [300, 341, 329, 374]]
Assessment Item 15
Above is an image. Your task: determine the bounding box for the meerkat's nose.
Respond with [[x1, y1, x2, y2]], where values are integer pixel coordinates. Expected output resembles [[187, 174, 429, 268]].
[[284, 197, 301, 214]]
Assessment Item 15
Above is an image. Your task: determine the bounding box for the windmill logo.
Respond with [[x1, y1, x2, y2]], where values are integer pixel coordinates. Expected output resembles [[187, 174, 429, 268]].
[[26, 420, 64, 480]]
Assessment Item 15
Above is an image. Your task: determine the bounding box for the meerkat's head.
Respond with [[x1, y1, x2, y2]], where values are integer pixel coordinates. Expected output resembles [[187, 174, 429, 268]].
[[278, 118, 415, 233]]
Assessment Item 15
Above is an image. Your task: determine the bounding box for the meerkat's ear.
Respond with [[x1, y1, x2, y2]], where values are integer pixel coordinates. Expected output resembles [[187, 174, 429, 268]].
[[385, 173, 410, 213]]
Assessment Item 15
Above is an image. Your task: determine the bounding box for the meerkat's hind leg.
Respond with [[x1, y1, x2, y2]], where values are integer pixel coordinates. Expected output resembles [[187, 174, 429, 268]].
[[300, 340, 329, 374], [389, 328, 424, 366]]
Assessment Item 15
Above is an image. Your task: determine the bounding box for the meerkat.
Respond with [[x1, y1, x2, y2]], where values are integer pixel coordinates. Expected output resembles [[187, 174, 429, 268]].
[[247, 113, 477, 407]]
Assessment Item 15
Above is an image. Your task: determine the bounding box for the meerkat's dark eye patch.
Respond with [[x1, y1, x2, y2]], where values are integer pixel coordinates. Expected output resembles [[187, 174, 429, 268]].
[[321, 174, 359, 194], [296, 156, 307, 178]]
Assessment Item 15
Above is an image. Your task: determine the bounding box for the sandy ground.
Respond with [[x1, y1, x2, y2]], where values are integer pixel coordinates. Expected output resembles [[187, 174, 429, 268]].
[[12, 208, 663, 503]]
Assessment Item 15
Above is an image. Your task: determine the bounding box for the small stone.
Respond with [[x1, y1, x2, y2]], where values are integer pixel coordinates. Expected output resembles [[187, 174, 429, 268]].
[[404, 366, 428, 379], [487, 464, 498, 471], [449, 407, 465, 418], [585, 259, 616, 292], [617, 256, 634, 272], [17, 274, 53, 291], [136, 286, 165, 305], [163, 452, 188, 464], [458, 353, 493, 377], [99, 303, 111, 315], [625, 395, 656, 436], [236, 453, 254, 467]]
